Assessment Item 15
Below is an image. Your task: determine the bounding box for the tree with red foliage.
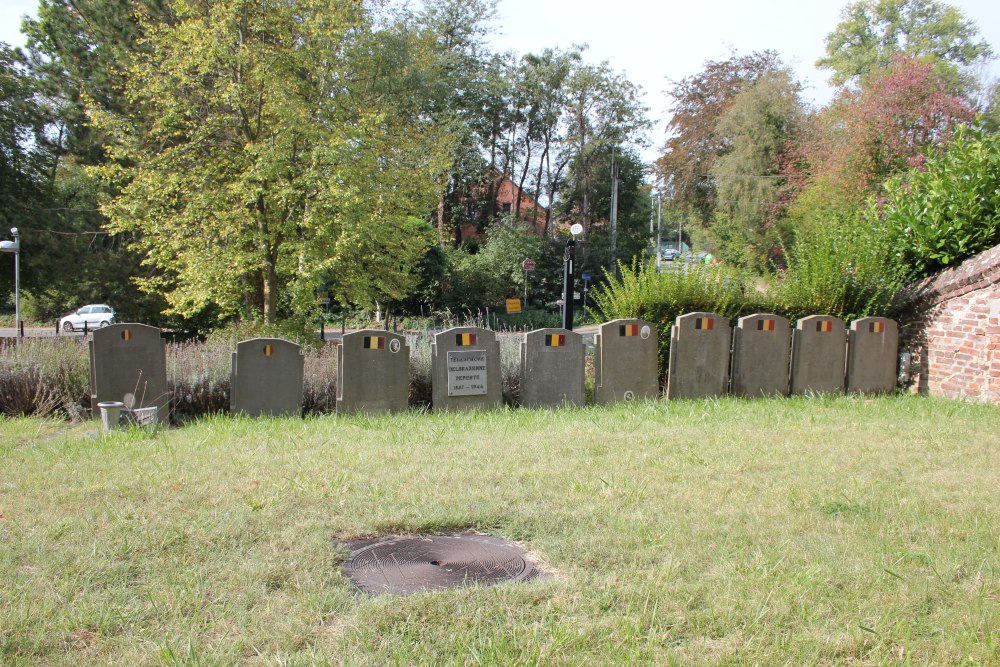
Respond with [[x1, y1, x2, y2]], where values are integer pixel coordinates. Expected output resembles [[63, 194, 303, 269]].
[[787, 54, 973, 205]]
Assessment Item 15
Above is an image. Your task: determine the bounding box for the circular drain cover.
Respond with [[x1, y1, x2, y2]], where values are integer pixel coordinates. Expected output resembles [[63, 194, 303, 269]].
[[341, 534, 536, 595]]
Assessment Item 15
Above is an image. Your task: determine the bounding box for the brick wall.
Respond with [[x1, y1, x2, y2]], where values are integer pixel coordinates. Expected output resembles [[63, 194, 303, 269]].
[[902, 243, 1000, 403]]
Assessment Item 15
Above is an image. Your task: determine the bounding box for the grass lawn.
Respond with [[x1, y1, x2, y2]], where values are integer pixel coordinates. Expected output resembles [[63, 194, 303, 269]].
[[1, 395, 998, 665]]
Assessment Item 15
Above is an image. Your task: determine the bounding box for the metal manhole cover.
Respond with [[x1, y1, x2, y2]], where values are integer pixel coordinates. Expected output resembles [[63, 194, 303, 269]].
[[340, 534, 537, 595]]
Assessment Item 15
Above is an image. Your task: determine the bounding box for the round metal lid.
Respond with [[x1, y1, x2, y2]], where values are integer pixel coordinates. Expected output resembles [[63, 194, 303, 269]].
[[341, 534, 536, 595]]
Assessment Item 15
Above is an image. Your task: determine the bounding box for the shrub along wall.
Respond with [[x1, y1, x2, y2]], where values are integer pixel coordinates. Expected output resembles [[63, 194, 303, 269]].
[[901, 243, 1000, 403]]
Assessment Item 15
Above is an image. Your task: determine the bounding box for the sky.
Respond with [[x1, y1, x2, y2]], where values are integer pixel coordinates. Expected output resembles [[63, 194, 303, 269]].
[[3, 0, 999, 161]]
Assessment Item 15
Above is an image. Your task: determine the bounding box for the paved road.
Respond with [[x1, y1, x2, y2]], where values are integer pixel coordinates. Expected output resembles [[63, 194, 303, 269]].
[[0, 326, 63, 338]]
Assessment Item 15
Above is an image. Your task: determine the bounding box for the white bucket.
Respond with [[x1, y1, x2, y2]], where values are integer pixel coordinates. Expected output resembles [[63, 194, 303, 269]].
[[97, 401, 125, 432]]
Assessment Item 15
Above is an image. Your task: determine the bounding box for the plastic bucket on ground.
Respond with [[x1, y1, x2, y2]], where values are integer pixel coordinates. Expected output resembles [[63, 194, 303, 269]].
[[97, 401, 125, 432]]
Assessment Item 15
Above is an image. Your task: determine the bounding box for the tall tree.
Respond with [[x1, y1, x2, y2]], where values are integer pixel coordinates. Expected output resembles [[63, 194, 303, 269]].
[[655, 50, 783, 225], [561, 55, 649, 235], [0, 44, 44, 236], [817, 0, 993, 91], [93, 0, 454, 322], [513, 47, 575, 231], [800, 54, 973, 201], [570, 146, 651, 277], [14, 1, 176, 322], [783, 53, 973, 258], [410, 0, 498, 245], [709, 67, 804, 270]]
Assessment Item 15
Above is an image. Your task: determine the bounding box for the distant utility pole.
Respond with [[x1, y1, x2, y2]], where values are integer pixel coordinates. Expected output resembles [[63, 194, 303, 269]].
[[655, 194, 662, 273], [609, 148, 619, 277], [678, 209, 683, 255]]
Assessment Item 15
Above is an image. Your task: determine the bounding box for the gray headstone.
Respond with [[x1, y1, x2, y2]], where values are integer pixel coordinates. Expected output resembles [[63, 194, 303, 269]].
[[594, 319, 659, 404], [666, 312, 732, 400], [231, 338, 304, 417], [89, 323, 169, 422], [520, 328, 586, 408], [337, 329, 409, 414], [431, 327, 501, 411], [847, 317, 899, 394], [790, 315, 846, 395], [731, 313, 791, 397]]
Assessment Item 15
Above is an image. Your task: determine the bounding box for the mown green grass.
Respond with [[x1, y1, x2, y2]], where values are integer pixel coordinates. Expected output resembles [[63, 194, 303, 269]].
[[1, 396, 998, 665]]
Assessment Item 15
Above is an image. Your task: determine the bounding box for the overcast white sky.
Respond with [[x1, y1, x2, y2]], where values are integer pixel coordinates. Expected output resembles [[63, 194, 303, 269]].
[[3, 0, 999, 160]]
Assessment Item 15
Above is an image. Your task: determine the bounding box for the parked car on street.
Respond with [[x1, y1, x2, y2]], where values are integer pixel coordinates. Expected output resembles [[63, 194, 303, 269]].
[[660, 248, 681, 261], [60, 304, 115, 332]]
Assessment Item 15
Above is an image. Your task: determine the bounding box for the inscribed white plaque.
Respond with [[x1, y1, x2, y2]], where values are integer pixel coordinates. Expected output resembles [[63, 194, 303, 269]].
[[447, 350, 488, 396]]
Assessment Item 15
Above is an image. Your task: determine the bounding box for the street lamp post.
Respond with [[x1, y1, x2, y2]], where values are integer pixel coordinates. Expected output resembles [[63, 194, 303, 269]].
[[0, 228, 19, 339], [562, 224, 583, 331]]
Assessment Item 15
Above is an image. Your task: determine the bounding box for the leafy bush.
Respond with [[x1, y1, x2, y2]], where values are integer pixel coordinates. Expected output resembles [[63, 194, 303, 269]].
[[591, 260, 760, 325], [590, 260, 764, 378], [441, 221, 564, 311], [776, 212, 907, 322], [877, 123, 1000, 276]]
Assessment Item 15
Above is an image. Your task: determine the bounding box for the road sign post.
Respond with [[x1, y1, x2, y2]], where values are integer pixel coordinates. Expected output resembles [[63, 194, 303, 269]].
[[522, 258, 536, 306]]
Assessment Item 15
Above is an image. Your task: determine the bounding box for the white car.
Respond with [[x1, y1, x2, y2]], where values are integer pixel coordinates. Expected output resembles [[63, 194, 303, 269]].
[[60, 304, 115, 332]]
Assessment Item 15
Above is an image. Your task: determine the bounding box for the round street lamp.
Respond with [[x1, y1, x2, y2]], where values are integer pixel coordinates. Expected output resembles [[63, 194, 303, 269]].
[[1, 227, 21, 338], [561, 223, 583, 331]]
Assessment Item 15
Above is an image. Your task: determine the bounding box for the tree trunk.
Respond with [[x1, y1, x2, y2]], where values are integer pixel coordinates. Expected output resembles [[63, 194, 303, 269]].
[[515, 128, 534, 220], [262, 263, 277, 323], [437, 197, 446, 247], [576, 93, 589, 231], [534, 141, 548, 235]]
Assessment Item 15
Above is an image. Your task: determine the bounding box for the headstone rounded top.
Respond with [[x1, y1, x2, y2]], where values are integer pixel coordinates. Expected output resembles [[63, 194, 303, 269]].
[[795, 314, 844, 331], [524, 327, 582, 347], [675, 312, 728, 327], [92, 322, 162, 341], [235, 337, 302, 354], [434, 326, 494, 347], [737, 312, 789, 326], [849, 316, 896, 333]]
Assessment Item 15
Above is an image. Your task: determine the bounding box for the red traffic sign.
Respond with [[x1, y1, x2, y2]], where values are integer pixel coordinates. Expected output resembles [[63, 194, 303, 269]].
[[522, 258, 536, 271]]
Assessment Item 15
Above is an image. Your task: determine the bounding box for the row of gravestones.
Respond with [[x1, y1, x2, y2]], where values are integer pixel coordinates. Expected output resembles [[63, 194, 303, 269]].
[[88, 315, 898, 419]]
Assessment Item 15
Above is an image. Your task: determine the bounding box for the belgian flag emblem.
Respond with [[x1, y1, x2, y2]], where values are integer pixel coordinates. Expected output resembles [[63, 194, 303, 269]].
[[545, 334, 566, 347], [456, 332, 477, 346], [756, 319, 776, 332], [695, 317, 714, 331], [619, 324, 639, 337], [121, 329, 133, 342], [869, 321, 885, 334], [263, 344, 274, 357], [363, 336, 386, 350], [816, 320, 833, 333]]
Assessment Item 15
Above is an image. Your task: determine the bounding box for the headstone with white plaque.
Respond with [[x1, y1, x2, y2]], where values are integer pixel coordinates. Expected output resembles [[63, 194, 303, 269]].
[[431, 327, 501, 411]]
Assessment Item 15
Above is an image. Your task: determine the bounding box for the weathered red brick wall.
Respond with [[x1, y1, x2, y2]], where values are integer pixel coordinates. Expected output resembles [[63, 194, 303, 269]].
[[902, 244, 1000, 403]]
